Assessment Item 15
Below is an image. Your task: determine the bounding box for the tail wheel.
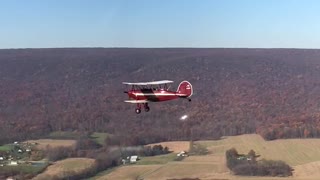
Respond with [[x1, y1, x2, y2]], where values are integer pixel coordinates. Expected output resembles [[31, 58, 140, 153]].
[[135, 108, 141, 114]]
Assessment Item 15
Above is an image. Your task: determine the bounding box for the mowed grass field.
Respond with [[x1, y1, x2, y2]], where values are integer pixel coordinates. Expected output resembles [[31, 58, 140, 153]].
[[25, 139, 76, 150], [33, 158, 95, 180], [90, 132, 109, 146], [0, 144, 12, 151], [96, 134, 320, 180], [201, 134, 320, 166]]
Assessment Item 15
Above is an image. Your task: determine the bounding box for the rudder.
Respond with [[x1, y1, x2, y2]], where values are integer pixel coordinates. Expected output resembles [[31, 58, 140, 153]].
[[177, 81, 193, 97]]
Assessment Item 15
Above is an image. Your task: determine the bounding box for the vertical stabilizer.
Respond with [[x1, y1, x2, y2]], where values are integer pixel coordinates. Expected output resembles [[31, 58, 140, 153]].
[[177, 81, 193, 97]]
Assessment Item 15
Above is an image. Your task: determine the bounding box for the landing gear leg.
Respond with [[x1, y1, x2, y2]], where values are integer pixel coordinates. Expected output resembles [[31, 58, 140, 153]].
[[144, 103, 150, 112], [135, 104, 142, 114]]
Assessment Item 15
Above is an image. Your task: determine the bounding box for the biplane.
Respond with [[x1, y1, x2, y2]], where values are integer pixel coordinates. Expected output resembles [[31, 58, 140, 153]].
[[123, 80, 193, 114]]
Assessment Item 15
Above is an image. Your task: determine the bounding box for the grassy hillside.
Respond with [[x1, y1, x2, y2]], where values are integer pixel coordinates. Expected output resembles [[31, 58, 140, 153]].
[[2, 48, 320, 143], [33, 158, 95, 180]]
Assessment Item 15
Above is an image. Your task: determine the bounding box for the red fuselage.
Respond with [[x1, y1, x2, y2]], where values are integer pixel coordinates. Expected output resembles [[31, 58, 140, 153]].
[[127, 89, 182, 102], [123, 80, 192, 113]]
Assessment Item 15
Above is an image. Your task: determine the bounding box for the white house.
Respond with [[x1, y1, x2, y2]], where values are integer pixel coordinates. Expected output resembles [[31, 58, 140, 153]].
[[8, 161, 18, 166]]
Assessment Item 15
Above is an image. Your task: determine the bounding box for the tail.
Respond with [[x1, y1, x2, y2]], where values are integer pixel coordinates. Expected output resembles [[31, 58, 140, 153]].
[[176, 81, 193, 98]]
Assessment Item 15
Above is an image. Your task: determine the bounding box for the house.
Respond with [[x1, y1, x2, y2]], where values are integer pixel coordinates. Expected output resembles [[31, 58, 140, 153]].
[[177, 151, 188, 157]]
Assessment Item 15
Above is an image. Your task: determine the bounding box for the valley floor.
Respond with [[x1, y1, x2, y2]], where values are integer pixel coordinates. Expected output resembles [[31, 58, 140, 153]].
[[94, 134, 320, 180]]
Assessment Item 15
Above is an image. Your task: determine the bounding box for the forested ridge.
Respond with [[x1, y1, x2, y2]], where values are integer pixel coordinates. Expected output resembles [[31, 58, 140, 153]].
[[1, 48, 320, 144]]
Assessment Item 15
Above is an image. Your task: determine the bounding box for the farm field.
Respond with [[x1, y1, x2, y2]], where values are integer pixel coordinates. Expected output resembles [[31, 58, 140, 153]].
[[96, 134, 320, 180], [96, 165, 162, 180], [136, 153, 177, 165], [200, 134, 320, 166], [32, 158, 95, 180], [25, 139, 76, 150], [147, 141, 190, 153]]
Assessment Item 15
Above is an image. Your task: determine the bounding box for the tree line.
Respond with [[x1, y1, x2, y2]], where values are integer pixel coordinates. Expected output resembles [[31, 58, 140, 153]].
[[226, 148, 293, 177]]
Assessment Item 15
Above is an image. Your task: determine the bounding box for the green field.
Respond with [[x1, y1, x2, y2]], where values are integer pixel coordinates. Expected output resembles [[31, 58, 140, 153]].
[[0, 163, 48, 175], [135, 153, 177, 165], [0, 144, 12, 151], [94, 134, 320, 180], [90, 132, 109, 146]]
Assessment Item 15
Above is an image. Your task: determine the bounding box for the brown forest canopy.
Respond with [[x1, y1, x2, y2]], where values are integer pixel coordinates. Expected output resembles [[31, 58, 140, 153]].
[[1, 48, 320, 144]]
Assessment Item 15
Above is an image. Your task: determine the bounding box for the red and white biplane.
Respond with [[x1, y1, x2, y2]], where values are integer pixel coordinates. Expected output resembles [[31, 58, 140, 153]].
[[123, 80, 193, 114]]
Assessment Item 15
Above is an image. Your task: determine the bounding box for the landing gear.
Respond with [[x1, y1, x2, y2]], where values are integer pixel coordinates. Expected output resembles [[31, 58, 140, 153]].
[[135, 103, 142, 114], [135, 108, 141, 114], [144, 103, 150, 112], [135, 103, 150, 114]]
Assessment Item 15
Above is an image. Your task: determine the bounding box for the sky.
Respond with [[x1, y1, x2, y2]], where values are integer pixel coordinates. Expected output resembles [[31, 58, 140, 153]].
[[1, 0, 320, 49]]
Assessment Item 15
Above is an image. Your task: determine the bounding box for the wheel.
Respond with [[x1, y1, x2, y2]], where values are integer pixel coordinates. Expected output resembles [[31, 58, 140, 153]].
[[135, 108, 141, 114], [144, 103, 150, 112], [145, 106, 150, 112]]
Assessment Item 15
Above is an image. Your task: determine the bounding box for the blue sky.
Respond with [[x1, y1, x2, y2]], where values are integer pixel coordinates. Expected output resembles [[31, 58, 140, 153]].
[[1, 0, 320, 48]]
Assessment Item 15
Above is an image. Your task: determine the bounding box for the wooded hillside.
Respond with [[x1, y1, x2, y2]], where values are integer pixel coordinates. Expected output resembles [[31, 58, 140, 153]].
[[1, 48, 320, 144]]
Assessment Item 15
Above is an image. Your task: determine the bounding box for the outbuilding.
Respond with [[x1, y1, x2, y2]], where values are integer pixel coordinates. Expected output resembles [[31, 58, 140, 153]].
[[127, 155, 139, 163], [177, 151, 188, 157]]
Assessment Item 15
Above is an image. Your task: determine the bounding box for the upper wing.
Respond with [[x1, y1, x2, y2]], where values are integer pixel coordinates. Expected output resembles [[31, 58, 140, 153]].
[[124, 100, 149, 103], [122, 80, 173, 86]]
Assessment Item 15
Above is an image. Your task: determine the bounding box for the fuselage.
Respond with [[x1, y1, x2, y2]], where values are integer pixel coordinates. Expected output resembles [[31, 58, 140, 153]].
[[127, 89, 180, 102]]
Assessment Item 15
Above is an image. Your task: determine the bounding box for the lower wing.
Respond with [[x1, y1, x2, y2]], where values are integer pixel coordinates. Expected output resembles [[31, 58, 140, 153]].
[[124, 100, 149, 103]]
